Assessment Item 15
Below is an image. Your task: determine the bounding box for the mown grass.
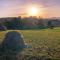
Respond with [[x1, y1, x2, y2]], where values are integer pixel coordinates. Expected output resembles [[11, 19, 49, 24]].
[[0, 28, 60, 59]]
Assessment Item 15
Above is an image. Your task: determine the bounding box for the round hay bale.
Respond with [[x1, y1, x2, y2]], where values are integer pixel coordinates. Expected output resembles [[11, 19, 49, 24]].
[[0, 31, 25, 55]]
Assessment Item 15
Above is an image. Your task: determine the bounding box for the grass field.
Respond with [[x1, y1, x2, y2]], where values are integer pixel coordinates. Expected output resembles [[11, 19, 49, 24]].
[[0, 28, 60, 59]]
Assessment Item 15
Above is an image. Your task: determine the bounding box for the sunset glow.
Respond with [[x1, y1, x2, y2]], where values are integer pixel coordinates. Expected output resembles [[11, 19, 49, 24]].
[[27, 6, 44, 17], [0, 0, 60, 18], [28, 7, 38, 16]]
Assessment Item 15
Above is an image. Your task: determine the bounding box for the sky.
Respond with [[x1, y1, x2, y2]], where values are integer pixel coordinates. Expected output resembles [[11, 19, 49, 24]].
[[0, 0, 60, 18]]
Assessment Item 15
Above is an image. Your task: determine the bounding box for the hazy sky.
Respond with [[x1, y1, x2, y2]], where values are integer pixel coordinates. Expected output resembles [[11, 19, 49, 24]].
[[0, 0, 60, 18]]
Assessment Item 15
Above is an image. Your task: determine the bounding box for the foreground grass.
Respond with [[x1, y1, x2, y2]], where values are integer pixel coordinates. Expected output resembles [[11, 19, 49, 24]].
[[0, 28, 60, 59]]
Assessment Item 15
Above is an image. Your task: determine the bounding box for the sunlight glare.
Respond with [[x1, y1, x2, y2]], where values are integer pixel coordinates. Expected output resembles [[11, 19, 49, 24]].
[[29, 7, 38, 16]]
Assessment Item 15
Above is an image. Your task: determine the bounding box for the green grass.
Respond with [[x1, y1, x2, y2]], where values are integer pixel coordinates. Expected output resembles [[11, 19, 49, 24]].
[[0, 28, 60, 59]]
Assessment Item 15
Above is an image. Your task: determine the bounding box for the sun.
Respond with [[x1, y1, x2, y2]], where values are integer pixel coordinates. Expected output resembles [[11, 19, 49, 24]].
[[28, 7, 38, 16]]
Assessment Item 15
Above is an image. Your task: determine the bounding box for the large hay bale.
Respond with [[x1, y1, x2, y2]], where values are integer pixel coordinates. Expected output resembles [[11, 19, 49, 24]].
[[0, 31, 25, 55]]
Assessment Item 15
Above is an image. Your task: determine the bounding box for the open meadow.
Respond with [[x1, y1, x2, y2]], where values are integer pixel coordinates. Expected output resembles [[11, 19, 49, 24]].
[[0, 28, 60, 59]]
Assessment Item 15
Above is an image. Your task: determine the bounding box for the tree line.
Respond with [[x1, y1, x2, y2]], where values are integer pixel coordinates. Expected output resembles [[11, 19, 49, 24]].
[[0, 17, 60, 30]]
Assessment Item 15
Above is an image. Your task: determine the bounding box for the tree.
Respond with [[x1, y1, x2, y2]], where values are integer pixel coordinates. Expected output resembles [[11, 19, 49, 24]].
[[4, 17, 23, 30], [37, 19, 45, 29], [0, 22, 7, 31], [48, 21, 54, 29]]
